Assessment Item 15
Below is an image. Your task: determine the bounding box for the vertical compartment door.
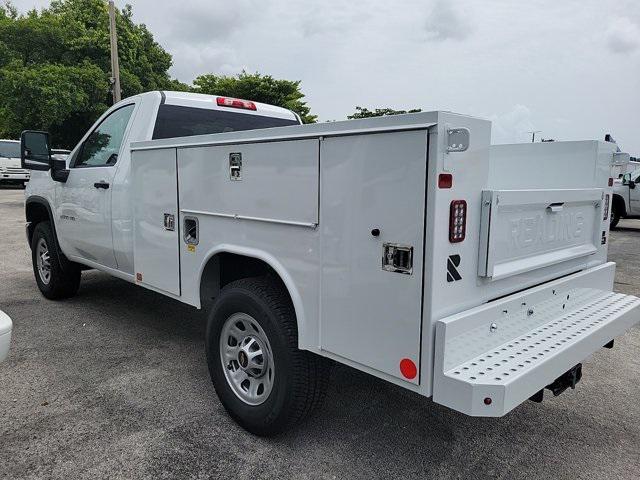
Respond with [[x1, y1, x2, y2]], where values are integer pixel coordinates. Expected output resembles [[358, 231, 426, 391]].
[[320, 130, 428, 383], [132, 148, 180, 296]]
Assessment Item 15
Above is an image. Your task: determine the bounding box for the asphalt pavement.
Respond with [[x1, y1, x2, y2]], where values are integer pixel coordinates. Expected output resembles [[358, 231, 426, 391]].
[[1, 186, 639, 479]]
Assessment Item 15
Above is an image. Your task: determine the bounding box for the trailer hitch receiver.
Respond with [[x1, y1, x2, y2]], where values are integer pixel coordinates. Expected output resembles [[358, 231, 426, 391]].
[[546, 363, 582, 397]]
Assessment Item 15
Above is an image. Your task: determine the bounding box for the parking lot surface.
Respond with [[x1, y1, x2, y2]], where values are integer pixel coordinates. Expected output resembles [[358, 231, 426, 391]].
[[1, 186, 639, 480]]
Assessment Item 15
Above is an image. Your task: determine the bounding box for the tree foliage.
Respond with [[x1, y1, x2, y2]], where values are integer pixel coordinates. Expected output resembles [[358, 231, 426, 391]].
[[193, 71, 316, 124], [0, 1, 316, 147], [347, 106, 422, 119], [0, 0, 179, 147]]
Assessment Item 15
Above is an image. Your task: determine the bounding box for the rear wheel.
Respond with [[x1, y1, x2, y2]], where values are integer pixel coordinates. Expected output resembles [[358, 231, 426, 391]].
[[31, 222, 81, 299], [205, 277, 331, 436], [610, 204, 621, 229]]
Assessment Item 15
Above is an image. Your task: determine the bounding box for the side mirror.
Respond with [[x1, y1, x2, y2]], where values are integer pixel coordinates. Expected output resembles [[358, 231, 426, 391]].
[[629, 180, 636, 189], [20, 130, 51, 171]]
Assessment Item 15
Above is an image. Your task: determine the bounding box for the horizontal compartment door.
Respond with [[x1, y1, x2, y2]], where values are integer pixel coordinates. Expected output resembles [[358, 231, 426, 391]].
[[478, 188, 603, 281], [178, 139, 319, 227]]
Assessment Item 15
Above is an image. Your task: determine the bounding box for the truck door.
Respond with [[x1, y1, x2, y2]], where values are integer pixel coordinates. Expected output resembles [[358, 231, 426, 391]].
[[56, 103, 136, 269]]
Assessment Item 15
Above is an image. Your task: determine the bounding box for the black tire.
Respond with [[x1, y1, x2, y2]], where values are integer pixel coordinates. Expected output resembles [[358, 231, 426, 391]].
[[610, 204, 620, 229], [206, 276, 331, 436], [31, 221, 81, 300]]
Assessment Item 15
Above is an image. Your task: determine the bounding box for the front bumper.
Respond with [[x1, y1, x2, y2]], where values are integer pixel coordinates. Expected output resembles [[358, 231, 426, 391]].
[[433, 263, 640, 416], [0, 170, 30, 181], [0, 310, 12, 362]]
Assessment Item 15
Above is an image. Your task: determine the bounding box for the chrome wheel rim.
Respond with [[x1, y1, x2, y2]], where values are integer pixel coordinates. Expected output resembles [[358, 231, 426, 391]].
[[219, 313, 275, 406], [36, 238, 51, 285]]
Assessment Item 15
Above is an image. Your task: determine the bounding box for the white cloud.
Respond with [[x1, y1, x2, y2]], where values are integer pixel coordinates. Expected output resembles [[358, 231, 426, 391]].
[[424, 0, 472, 41], [605, 17, 640, 54]]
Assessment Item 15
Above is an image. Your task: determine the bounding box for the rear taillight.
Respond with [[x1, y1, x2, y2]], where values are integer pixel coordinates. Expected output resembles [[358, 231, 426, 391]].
[[608, 177, 613, 187], [216, 96, 257, 111], [603, 194, 610, 221], [449, 200, 467, 243]]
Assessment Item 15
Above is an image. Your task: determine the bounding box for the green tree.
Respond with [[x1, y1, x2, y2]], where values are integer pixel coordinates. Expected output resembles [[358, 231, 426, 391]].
[[0, 0, 181, 147], [347, 106, 422, 119], [193, 71, 316, 123]]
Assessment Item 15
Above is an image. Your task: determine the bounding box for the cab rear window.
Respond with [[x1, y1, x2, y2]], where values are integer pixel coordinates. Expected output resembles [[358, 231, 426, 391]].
[[152, 104, 299, 140]]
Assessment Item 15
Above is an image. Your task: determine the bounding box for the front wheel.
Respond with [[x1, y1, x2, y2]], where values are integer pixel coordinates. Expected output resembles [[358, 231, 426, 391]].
[[31, 222, 81, 299], [206, 277, 331, 436]]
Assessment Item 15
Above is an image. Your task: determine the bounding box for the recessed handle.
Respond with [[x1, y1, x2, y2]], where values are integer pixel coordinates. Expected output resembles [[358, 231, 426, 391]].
[[94, 181, 110, 189], [547, 202, 564, 213]]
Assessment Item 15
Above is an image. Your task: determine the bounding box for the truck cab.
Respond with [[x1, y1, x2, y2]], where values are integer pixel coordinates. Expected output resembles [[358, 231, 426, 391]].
[[24, 91, 301, 276]]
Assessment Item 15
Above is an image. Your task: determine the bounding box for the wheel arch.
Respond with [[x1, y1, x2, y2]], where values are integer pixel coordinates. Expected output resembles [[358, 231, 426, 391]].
[[612, 193, 627, 217], [198, 245, 308, 343], [25, 196, 57, 249]]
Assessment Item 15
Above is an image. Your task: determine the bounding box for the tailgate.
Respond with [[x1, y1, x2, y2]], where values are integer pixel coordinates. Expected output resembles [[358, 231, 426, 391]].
[[478, 188, 603, 280], [432, 263, 640, 416]]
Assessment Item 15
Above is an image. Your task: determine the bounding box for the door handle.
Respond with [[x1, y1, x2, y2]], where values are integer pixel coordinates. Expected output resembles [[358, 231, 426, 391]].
[[94, 181, 110, 189]]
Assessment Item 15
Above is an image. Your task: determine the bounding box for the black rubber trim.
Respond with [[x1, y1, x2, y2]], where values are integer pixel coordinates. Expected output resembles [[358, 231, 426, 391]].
[[25, 196, 71, 272], [159, 90, 166, 105]]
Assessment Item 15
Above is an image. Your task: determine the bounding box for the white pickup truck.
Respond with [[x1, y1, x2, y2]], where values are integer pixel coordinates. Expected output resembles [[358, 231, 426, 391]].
[[0, 139, 30, 187], [21, 91, 640, 436], [611, 164, 640, 228]]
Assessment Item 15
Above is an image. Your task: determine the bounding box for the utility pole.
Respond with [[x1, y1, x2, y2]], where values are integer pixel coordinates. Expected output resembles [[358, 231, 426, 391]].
[[108, 0, 121, 103], [527, 130, 541, 143]]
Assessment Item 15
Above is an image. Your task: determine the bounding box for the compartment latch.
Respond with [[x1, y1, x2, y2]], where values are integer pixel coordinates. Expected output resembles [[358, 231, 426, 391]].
[[382, 243, 413, 275]]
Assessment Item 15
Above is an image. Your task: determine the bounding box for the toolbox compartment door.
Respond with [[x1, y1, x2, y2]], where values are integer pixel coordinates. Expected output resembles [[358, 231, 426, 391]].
[[319, 130, 429, 383], [478, 188, 603, 281], [132, 148, 180, 296]]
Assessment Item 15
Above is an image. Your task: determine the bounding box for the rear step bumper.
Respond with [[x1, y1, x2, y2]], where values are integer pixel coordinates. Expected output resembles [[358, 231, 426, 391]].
[[432, 263, 640, 416]]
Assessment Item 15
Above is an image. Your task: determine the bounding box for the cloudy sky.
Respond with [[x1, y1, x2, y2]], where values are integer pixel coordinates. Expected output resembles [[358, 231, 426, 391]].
[[11, 0, 640, 153]]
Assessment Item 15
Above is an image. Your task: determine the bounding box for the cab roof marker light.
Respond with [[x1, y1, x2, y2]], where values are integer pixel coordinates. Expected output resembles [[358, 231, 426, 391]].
[[216, 96, 257, 111]]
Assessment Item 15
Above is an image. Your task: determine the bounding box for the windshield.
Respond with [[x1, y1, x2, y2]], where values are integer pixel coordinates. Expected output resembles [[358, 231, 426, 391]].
[[152, 105, 300, 140], [0, 141, 20, 158]]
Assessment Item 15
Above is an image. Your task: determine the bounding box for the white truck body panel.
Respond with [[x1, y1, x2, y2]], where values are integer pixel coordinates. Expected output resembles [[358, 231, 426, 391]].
[[128, 111, 640, 408]]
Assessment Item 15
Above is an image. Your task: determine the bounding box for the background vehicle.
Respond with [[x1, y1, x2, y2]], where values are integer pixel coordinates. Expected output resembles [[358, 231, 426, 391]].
[[0, 310, 12, 362], [611, 166, 640, 228], [21, 91, 640, 435], [0, 139, 30, 187]]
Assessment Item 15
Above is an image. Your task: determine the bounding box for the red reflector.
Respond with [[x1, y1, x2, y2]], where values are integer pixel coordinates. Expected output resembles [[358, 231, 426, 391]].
[[216, 96, 257, 111], [449, 200, 467, 243], [399, 358, 417, 379], [608, 177, 613, 187], [484, 397, 492, 405], [438, 173, 453, 189]]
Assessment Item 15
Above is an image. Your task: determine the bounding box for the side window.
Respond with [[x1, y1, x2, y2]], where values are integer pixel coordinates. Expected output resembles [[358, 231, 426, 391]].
[[74, 104, 135, 167]]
